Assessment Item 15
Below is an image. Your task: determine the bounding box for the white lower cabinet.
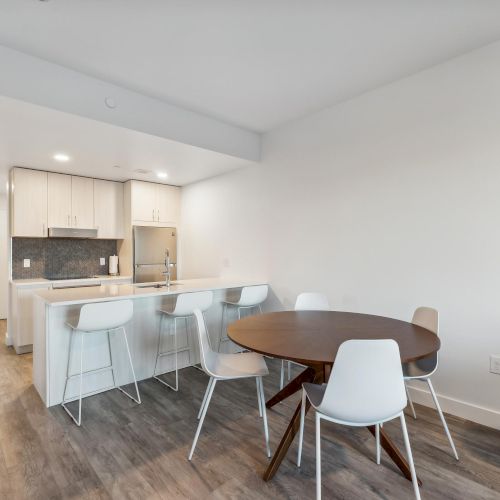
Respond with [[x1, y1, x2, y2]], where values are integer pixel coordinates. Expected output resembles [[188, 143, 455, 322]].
[[10, 283, 51, 353]]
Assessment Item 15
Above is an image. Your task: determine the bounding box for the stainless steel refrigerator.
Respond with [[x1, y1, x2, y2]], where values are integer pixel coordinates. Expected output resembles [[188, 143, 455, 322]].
[[133, 226, 177, 283]]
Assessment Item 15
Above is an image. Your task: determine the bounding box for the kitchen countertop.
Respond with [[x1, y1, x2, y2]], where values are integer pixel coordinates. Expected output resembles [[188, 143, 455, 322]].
[[11, 275, 133, 287], [34, 278, 267, 306]]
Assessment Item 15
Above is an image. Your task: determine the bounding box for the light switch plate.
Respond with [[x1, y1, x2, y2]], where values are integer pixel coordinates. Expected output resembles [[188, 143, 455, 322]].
[[490, 355, 500, 375], [100, 257, 105, 266], [23, 259, 30, 268]]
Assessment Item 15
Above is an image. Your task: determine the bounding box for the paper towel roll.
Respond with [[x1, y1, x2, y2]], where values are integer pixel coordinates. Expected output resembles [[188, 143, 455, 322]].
[[109, 255, 119, 276]]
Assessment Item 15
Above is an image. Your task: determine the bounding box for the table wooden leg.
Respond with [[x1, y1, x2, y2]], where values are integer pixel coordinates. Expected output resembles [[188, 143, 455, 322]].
[[266, 365, 317, 408], [367, 425, 422, 487], [263, 365, 324, 481]]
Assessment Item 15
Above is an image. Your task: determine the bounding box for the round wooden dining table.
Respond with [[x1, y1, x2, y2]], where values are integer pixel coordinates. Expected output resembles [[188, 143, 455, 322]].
[[227, 310, 440, 484]]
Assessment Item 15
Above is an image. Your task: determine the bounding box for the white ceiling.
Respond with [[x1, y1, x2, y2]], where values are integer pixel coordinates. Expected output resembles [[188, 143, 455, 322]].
[[0, 97, 252, 190], [1, 1, 500, 132]]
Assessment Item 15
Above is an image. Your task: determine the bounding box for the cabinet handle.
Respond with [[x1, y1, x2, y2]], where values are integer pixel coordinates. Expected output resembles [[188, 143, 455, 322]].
[[157, 209, 160, 222], [74, 216, 77, 227], [67, 214, 70, 226], [152, 209, 155, 221]]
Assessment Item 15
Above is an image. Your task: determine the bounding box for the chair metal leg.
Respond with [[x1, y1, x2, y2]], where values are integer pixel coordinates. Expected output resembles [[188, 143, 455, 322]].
[[189, 377, 217, 460], [316, 412, 321, 500], [280, 359, 285, 390], [62, 330, 84, 426], [256, 377, 263, 417], [258, 377, 271, 457], [375, 423, 381, 464], [198, 377, 214, 419], [405, 381, 417, 419], [258, 304, 263, 314], [400, 413, 421, 500], [287, 360, 291, 381], [426, 378, 459, 460], [297, 388, 306, 467], [118, 327, 141, 404]]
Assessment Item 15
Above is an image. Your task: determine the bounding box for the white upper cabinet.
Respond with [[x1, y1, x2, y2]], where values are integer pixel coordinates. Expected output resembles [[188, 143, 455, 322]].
[[71, 176, 94, 228], [157, 184, 181, 225], [131, 181, 157, 223], [94, 179, 124, 239], [48, 172, 72, 227], [11, 168, 48, 237], [130, 180, 180, 227], [47, 173, 94, 228]]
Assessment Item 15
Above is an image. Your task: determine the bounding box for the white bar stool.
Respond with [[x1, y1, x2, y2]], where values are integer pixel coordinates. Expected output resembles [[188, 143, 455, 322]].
[[61, 299, 141, 427], [154, 290, 214, 391], [217, 285, 268, 352]]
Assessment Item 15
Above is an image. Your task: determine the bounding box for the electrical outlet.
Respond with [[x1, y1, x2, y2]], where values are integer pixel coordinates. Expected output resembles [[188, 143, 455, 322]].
[[100, 257, 105, 266], [490, 355, 500, 375], [23, 259, 30, 268]]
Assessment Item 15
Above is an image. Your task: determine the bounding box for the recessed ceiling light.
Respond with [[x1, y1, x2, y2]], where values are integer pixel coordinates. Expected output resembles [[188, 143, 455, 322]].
[[156, 172, 168, 179], [53, 153, 70, 162]]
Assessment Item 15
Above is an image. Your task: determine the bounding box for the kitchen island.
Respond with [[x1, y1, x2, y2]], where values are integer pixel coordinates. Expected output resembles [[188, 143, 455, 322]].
[[33, 278, 267, 407]]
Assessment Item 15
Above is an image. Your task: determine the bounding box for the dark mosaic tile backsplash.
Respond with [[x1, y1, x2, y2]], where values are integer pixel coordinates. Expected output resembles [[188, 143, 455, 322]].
[[12, 238, 118, 279]]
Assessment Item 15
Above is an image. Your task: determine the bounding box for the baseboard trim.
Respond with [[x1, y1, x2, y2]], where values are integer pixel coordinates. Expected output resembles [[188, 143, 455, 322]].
[[407, 384, 500, 431]]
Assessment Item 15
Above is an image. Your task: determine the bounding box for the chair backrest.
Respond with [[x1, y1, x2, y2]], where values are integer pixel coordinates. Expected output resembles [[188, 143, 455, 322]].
[[295, 292, 330, 311], [76, 299, 133, 332], [172, 291, 214, 316], [411, 306, 439, 374], [237, 285, 268, 307], [412, 306, 438, 335], [193, 309, 218, 377], [319, 339, 406, 424]]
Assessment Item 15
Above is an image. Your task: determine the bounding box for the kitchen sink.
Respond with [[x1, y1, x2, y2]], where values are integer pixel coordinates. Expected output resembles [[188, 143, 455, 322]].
[[136, 282, 183, 289]]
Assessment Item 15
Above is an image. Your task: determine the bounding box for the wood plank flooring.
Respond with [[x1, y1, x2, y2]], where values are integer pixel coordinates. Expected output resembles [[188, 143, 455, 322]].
[[0, 320, 499, 499]]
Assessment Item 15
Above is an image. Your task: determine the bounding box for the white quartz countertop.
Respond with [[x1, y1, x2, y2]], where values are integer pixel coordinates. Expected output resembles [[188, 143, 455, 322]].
[[11, 275, 132, 287], [34, 278, 267, 306]]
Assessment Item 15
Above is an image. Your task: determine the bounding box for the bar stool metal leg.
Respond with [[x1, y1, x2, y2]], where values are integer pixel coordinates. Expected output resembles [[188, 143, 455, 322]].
[[154, 314, 179, 391], [61, 330, 85, 426], [218, 303, 227, 353], [118, 326, 141, 404]]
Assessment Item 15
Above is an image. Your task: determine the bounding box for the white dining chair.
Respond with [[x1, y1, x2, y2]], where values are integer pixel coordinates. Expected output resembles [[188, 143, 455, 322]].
[[188, 309, 271, 460], [280, 292, 330, 389], [62, 299, 141, 426], [297, 339, 420, 500], [403, 306, 458, 460], [217, 284, 268, 352], [154, 291, 214, 391]]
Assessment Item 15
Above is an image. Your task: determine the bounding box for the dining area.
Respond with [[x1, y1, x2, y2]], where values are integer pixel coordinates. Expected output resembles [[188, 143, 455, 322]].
[[43, 283, 462, 500]]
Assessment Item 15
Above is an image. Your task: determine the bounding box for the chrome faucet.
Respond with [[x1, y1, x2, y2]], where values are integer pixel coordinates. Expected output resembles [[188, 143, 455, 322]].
[[162, 248, 171, 287]]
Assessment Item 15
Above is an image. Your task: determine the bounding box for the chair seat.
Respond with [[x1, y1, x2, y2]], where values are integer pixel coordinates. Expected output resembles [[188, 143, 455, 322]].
[[211, 352, 269, 379], [303, 382, 403, 425]]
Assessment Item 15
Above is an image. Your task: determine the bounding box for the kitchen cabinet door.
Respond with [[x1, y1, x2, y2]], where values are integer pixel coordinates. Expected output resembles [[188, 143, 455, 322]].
[[48, 172, 72, 228], [11, 168, 48, 237], [94, 179, 124, 238], [157, 184, 180, 226], [71, 176, 94, 228], [131, 181, 157, 223]]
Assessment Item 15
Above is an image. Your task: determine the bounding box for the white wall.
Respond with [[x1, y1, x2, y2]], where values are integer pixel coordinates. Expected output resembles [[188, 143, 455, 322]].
[[181, 41, 500, 429], [0, 194, 7, 318]]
